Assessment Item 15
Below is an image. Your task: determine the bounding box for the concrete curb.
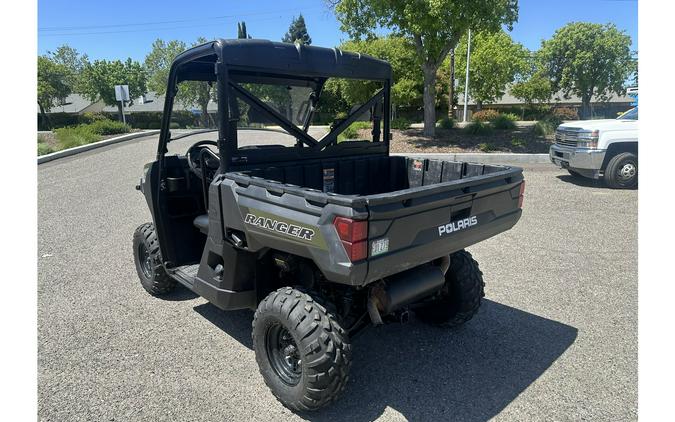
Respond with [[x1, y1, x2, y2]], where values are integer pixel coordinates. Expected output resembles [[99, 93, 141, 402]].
[[391, 152, 550, 164], [37, 130, 160, 165]]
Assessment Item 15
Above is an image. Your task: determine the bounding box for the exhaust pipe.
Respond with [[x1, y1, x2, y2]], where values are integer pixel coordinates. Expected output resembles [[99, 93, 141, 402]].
[[368, 265, 446, 324]]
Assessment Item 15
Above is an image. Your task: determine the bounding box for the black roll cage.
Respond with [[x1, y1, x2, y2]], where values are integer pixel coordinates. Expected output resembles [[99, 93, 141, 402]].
[[156, 39, 393, 172]]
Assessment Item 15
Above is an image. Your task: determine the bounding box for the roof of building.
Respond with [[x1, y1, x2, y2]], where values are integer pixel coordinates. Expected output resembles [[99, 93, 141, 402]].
[[458, 90, 633, 106], [100, 92, 217, 114], [41, 94, 105, 114], [43, 92, 217, 114]]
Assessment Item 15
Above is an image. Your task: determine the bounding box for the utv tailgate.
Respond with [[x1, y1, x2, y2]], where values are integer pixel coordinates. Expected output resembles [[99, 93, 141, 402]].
[[363, 162, 523, 282]]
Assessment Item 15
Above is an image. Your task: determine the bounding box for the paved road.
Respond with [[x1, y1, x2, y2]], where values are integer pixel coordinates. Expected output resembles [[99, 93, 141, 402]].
[[38, 134, 637, 421]]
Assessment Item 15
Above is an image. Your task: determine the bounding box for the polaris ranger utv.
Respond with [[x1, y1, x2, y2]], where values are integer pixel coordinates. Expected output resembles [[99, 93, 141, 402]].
[[132, 39, 525, 411]]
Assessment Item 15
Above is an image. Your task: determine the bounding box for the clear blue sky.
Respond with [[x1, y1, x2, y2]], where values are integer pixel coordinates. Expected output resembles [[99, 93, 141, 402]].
[[38, 0, 637, 62]]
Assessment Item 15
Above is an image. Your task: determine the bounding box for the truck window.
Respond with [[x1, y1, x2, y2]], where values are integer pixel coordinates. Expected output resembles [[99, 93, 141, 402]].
[[617, 107, 638, 120]]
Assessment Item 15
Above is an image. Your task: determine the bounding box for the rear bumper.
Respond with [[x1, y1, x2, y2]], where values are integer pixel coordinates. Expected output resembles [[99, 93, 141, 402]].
[[549, 145, 606, 178]]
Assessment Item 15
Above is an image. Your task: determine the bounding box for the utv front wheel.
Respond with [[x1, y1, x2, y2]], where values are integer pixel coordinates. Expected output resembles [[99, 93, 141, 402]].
[[415, 249, 485, 327], [132, 223, 176, 295], [252, 287, 351, 411]]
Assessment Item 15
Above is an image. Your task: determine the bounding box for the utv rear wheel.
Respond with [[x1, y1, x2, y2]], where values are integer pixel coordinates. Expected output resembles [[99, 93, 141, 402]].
[[252, 287, 351, 411], [132, 223, 176, 295], [415, 249, 485, 327], [604, 152, 638, 189]]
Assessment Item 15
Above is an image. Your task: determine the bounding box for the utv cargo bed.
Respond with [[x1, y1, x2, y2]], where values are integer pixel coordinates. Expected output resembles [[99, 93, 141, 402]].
[[224, 155, 524, 285]]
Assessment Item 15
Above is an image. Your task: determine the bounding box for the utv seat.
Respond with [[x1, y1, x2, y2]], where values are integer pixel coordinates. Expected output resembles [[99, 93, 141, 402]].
[[193, 214, 209, 234]]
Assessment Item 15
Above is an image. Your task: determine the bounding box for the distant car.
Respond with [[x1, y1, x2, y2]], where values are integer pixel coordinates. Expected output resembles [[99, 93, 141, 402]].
[[549, 107, 638, 188]]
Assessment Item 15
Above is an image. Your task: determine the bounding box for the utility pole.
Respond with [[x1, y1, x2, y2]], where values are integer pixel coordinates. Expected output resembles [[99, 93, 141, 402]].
[[462, 29, 472, 123], [448, 48, 455, 118]]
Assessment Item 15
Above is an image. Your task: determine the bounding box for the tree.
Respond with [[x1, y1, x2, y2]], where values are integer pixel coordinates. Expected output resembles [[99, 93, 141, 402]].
[[37, 56, 72, 128], [144, 39, 187, 94], [538, 22, 633, 119], [179, 37, 216, 127], [79, 58, 147, 119], [282, 14, 312, 45], [238, 21, 252, 39], [330, 0, 518, 136], [46, 44, 89, 91], [454, 30, 528, 107], [510, 73, 552, 106], [143, 37, 215, 127], [327, 36, 422, 111]]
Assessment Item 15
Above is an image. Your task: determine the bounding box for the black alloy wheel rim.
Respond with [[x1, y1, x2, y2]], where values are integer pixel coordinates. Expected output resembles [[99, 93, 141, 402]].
[[138, 243, 153, 279], [266, 323, 302, 386]]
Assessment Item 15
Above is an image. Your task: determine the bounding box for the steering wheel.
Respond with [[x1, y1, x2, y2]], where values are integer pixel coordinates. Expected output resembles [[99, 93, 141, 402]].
[[186, 140, 220, 180]]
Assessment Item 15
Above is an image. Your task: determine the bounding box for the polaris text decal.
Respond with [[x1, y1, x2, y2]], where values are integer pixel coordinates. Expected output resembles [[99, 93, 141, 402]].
[[438, 216, 478, 236], [245, 213, 316, 241]]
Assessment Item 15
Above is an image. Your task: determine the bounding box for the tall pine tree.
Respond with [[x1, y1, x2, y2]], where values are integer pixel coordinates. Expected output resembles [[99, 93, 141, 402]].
[[237, 21, 251, 39], [282, 14, 311, 45]]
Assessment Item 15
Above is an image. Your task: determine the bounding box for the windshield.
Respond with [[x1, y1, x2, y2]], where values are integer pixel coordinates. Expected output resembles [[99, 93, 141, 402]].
[[617, 107, 638, 120]]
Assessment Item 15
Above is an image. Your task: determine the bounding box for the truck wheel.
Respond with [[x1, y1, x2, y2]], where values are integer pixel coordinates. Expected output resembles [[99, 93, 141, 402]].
[[415, 250, 485, 327], [132, 223, 176, 295], [604, 152, 638, 189], [252, 287, 351, 411]]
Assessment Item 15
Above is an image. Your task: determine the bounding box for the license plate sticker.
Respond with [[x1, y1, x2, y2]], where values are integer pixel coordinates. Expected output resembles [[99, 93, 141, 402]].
[[371, 238, 389, 256]]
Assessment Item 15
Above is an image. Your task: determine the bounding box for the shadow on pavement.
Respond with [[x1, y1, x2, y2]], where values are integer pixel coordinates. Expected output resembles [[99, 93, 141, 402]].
[[156, 284, 199, 301], [556, 174, 606, 188], [196, 299, 577, 421], [193, 303, 254, 349]]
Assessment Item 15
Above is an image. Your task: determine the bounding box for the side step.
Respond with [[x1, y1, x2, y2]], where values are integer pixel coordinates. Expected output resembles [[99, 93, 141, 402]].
[[171, 264, 199, 289]]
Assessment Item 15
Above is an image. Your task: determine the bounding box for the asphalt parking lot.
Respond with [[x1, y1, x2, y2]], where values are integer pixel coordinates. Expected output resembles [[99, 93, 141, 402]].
[[38, 133, 637, 421]]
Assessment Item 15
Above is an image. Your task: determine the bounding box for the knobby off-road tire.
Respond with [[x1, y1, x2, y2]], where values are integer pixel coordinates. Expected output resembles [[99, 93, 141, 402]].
[[252, 287, 352, 411], [415, 249, 485, 327], [132, 223, 176, 295], [604, 152, 638, 189]]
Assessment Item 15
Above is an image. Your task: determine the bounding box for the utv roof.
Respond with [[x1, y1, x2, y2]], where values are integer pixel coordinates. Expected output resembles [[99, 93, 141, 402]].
[[172, 39, 392, 82]]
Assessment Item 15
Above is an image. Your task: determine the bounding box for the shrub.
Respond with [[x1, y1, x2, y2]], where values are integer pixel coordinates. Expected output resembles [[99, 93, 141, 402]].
[[510, 138, 526, 148], [463, 121, 493, 135], [478, 142, 496, 152], [492, 113, 518, 130], [339, 126, 358, 141], [391, 117, 412, 130], [128, 112, 162, 129], [533, 121, 555, 136], [169, 122, 181, 129], [436, 116, 455, 129], [54, 126, 101, 149], [38, 112, 81, 130], [472, 109, 500, 122], [81, 112, 110, 124], [351, 121, 372, 130], [551, 107, 579, 121], [338, 121, 376, 142], [38, 142, 54, 156], [88, 119, 131, 135]]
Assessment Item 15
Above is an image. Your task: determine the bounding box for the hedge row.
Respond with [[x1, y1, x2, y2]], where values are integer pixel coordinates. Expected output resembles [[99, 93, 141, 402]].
[[38, 110, 205, 131]]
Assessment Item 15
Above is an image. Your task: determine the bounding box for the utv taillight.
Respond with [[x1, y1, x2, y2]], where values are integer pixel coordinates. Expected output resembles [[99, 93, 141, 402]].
[[334, 217, 368, 261], [518, 181, 526, 208]]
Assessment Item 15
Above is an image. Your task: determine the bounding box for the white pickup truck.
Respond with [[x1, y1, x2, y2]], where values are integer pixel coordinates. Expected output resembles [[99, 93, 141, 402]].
[[549, 107, 638, 188]]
